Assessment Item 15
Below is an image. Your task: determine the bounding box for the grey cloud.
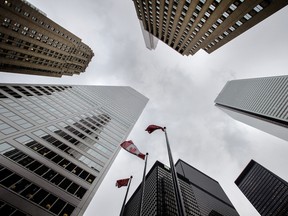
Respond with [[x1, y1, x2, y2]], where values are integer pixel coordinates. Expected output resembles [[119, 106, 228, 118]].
[[2, 1, 288, 216]]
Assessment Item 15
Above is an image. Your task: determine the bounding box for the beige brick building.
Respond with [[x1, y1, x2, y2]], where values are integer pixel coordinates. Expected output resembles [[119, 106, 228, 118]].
[[0, 0, 94, 77], [133, 0, 288, 55]]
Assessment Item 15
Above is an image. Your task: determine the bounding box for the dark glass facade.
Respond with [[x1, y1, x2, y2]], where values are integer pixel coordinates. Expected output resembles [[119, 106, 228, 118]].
[[235, 160, 288, 216], [124, 160, 239, 216], [176, 159, 239, 216]]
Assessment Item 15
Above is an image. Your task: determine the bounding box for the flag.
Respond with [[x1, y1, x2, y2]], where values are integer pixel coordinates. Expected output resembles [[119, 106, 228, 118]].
[[120, 140, 145, 160], [116, 178, 130, 188], [145, 125, 164, 134]]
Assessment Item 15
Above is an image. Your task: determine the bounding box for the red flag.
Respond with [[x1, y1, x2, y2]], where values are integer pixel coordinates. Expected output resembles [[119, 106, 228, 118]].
[[120, 140, 145, 160], [116, 178, 130, 188], [145, 125, 164, 134]]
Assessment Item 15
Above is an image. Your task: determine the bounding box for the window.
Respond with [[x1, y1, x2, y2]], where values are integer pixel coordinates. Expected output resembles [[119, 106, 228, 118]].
[[229, 3, 237, 11], [223, 12, 229, 18], [205, 12, 210, 17], [0, 165, 76, 215], [209, 4, 215, 11], [236, 20, 242, 26], [2, 18, 11, 27], [11, 23, 19, 32], [254, 5, 263, 12], [24, 12, 30, 17], [244, 13, 252, 20]]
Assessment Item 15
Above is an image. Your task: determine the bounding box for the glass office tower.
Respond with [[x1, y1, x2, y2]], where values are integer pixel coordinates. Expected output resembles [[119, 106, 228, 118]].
[[215, 75, 288, 142], [0, 84, 148, 216], [124, 160, 239, 216], [176, 159, 239, 216], [235, 160, 288, 216]]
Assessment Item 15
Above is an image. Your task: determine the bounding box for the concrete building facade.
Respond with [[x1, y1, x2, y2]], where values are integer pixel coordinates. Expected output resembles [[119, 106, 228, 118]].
[[0, 0, 94, 77], [0, 84, 148, 216], [132, 0, 288, 55], [214, 75, 288, 142]]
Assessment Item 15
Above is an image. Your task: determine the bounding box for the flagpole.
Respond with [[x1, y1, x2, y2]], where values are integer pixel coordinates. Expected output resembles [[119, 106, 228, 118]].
[[120, 176, 133, 216], [139, 152, 148, 216], [163, 127, 186, 216]]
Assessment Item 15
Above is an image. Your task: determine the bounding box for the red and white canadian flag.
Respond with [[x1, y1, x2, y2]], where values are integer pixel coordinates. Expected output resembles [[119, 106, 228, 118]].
[[145, 125, 164, 134], [116, 178, 130, 188], [120, 140, 145, 160]]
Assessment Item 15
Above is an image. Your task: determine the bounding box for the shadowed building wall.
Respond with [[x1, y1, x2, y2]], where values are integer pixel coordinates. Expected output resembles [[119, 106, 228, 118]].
[[124, 160, 239, 216], [235, 160, 288, 216]]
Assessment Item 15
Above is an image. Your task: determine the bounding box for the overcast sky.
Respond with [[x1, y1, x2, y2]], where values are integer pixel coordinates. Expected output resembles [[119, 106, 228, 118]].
[[2, 1, 288, 215]]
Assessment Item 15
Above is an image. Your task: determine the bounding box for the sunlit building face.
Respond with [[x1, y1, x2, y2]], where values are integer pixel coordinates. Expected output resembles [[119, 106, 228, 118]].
[[0, 84, 148, 216]]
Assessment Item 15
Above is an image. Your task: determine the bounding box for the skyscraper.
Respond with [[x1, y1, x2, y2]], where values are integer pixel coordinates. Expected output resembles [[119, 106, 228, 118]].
[[176, 159, 239, 216], [0, 84, 148, 216], [0, 0, 94, 77], [235, 160, 288, 216], [124, 160, 239, 216], [132, 0, 288, 55], [214, 75, 288, 142], [139, 20, 158, 50]]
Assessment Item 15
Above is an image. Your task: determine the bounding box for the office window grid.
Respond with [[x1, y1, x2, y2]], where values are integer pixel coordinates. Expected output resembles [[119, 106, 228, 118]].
[[0, 165, 76, 216], [0, 84, 148, 215], [143, 166, 157, 216], [236, 161, 288, 216], [0, 142, 88, 199], [0, 104, 34, 129], [215, 76, 288, 121], [124, 162, 203, 216], [74, 116, 116, 153], [65, 119, 113, 156], [2, 98, 46, 124], [134, 0, 287, 55], [53, 122, 109, 162], [0, 119, 18, 135], [0, 199, 30, 216], [34, 129, 103, 173], [205, 0, 270, 52], [66, 118, 107, 154], [191, 0, 244, 53], [14, 135, 96, 184]]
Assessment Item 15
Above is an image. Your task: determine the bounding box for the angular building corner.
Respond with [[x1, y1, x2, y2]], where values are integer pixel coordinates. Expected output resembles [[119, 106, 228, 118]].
[[235, 160, 288, 215], [0, 0, 94, 77], [139, 20, 158, 50], [132, 0, 288, 55], [215, 75, 288, 142], [0, 84, 148, 216], [124, 159, 239, 216]]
